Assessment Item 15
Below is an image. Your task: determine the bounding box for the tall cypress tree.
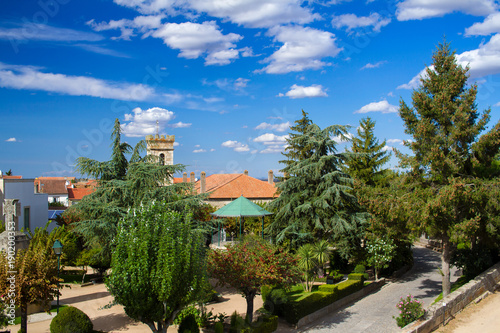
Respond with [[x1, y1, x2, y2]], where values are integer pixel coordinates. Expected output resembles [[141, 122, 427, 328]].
[[346, 117, 391, 186], [398, 40, 500, 296]]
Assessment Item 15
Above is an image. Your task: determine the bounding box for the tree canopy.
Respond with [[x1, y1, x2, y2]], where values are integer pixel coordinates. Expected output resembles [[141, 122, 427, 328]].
[[268, 119, 367, 256], [107, 202, 206, 333], [397, 40, 500, 296]]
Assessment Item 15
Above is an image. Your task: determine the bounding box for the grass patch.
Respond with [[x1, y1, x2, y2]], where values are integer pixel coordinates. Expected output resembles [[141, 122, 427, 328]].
[[433, 275, 471, 304]]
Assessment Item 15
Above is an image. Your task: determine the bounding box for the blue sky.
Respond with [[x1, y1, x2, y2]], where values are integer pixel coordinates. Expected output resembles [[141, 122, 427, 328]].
[[1, 0, 500, 179]]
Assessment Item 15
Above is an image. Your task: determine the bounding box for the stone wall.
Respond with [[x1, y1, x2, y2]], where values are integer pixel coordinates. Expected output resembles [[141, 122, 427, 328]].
[[403, 261, 500, 333]]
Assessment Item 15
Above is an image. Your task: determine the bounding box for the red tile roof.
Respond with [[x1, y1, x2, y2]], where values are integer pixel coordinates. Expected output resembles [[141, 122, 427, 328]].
[[67, 187, 94, 200], [1, 175, 23, 179], [194, 173, 278, 200], [35, 177, 76, 194]]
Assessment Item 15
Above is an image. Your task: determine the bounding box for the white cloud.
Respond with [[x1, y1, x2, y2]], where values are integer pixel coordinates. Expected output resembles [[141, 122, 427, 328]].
[[396, 0, 498, 21], [171, 121, 191, 128], [188, 0, 319, 28], [331, 13, 391, 33], [203, 77, 249, 92], [361, 61, 387, 70], [112, 0, 178, 15], [354, 100, 398, 114], [152, 21, 242, 65], [87, 15, 164, 40], [253, 133, 289, 145], [260, 145, 286, 154], [122, 107, 175, 137], [0, 23, 104, 42], [0, 62, 155, 101], [278, 84, 328, 99], [466, 12, 500, 36], [74, 44, 131, 58], [387, 139, 404, 145], [255, 121, 291, 132], [381, 145, 393, 152], [193, 149, 206, 153], [221, 140, 250, 152], [399, 36, 500, 89], [5, 137, 17, 142], [260, 26, 341, 74]]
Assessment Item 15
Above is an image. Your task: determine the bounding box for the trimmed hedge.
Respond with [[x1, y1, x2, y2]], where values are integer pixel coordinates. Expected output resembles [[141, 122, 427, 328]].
[[50, 306, 93, 333], [242, 315, 279, 333], [282, 279, 364, 324], [347, 273, 365, 282]]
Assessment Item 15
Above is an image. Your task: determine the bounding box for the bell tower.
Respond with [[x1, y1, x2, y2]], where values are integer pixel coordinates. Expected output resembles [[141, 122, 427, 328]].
[[146, 133, 175, 165]]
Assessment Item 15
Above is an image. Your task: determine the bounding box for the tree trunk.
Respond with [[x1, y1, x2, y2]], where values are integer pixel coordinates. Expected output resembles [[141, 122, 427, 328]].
[[442, 234, 452, 298], [375, 267, 379, 281], [21, 302, 27, 333], [245, 290, 257, 324]]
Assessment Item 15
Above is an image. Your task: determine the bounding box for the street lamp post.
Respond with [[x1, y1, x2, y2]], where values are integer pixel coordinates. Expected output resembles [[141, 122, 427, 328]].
[[52, 240, 63, 315]]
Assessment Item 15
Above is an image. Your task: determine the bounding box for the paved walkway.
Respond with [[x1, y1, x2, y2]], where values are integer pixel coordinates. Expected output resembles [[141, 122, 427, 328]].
[[297, 246, 459, 333]]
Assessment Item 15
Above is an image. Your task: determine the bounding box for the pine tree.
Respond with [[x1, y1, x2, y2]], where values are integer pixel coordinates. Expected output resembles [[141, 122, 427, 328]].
[[268, 121, 368, 256], [398, 40, 500, 296], [345, 117, 391, 186]]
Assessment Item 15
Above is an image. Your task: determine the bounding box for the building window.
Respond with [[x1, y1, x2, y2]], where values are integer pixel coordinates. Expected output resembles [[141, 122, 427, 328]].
[[159, 153, 165, 165], [23, 207, 30, 231]]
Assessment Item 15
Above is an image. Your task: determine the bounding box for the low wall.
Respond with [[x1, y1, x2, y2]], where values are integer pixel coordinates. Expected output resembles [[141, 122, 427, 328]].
[[403, 261, 500, 333], [295, 279, 386, 328]]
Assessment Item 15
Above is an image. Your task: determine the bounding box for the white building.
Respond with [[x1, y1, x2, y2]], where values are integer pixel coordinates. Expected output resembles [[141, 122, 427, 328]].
[[0, 176, 52, 232]]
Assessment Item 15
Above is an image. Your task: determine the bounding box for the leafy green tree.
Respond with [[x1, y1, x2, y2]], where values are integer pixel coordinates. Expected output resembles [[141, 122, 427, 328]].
[[69, 119, 205, 272], [296, 243, 317, 292], [207, 236, 299, 323], [397, 40, 500, 296], [106, 202, 206, 333], [268, 121, 368, 255], [345, 117, 391, 186], [0, 225, 66, 332], [366, 237, 396, 280]]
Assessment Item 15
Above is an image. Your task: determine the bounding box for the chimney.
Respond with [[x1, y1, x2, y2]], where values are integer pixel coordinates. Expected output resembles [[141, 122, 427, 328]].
[[190, 172, 195, 183], [244, 170, 248, 176], [268, 170, 274, 184], [201, 171, 206, 193], [183, 172, 187, 183]]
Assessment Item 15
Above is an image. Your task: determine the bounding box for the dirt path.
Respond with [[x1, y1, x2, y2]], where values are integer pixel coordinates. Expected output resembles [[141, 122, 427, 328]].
[[9, 282, 262, 333], [434, 290, 500, 333]]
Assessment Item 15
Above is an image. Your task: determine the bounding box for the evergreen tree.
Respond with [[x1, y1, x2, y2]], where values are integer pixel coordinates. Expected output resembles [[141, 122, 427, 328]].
[[280, 110, 313, 173], [268, 121, 367, 256], [68, 119, 206, 272], [345, 117, 391, 186], [398, 40, 500, 296]]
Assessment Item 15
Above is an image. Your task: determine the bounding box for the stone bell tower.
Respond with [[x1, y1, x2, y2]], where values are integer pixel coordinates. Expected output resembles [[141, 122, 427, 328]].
[[146, 126, 175, 166]]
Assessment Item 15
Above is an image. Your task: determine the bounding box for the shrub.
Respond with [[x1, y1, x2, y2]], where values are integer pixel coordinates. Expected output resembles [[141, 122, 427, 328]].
[[178, 313, 200, 333], [214, 321, 224, 333], [174, 306, 201, 326], [317, 284, 338, 293], [260, 285, 272, 303], [347, 273, 365, 282], [337, 280, 363, 299], [353, 264, 365, 273], [229, 311, 246, 333], [244, 314, 278, 333], [263, 288, 288, 316], [393, 295, 425, 328], [50, 306, 93, 333]]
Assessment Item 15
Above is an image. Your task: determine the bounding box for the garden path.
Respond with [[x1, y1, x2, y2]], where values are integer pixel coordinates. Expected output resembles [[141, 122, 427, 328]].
[[291, 245, 459, 333]]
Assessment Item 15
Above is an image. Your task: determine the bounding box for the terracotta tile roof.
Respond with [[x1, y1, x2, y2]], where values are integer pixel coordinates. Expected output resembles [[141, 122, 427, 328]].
[[173, 177, 184, 184], [195, 173, 278, 200], [1, 175, 23, 179], [67, 187, 94, 200], [35, 177, 76, 194]]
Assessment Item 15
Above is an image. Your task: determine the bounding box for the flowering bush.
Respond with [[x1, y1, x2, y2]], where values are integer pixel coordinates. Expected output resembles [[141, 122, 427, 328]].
[[393, 294, 425, 328]]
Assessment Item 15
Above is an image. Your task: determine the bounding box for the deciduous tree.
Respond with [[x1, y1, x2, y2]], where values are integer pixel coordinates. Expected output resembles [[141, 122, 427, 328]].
[[207, 237, 299, 323], [106, 202, 206, 333]]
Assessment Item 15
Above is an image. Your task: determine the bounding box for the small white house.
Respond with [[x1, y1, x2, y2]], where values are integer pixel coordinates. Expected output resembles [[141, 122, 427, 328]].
[[0, 176, 52, 232]]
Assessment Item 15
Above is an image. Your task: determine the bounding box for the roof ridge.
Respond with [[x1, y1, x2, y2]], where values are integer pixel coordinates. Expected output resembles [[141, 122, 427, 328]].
[[204, 173, 243, 193]]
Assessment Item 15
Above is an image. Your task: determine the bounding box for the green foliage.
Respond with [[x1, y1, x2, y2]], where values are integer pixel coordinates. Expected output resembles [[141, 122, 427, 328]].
[[69, 119, 206, 274], [280, 110, 313, 170], [452, 246, 497, 279], [317, 284, 338, 293], [49, 306, 93, 333], [366, 237, 396, 280], [269, 116, 368, 257], [393, 295, 425, 328], [397, 40, 500, 297], [229, 311, 246, 333], [263, 288, 289, 317], [208, 236, 300, 323], [174, 306, 200, 326], [433, 275, 471, 304], [178, 314, 200, 333], [353, 264, 366, 274], [347, 273, 365, 281], [296, 244, 317, 292], [106, 202, 206, 333], [345, 117, 391, 186], [214, 322, 224, 333], [244, 314, 279, 333]]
